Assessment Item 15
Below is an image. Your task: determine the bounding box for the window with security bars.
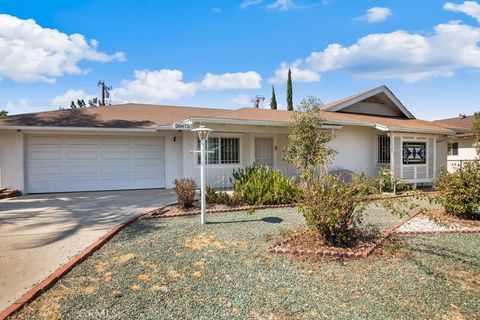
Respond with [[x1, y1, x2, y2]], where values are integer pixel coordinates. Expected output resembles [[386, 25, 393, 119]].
[[377, 134, 390, 164], [197, 137, 240, 165]]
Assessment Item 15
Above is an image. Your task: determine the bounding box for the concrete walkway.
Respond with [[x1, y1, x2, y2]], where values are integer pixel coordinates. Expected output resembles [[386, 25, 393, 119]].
[[0, 189, 176, 311]]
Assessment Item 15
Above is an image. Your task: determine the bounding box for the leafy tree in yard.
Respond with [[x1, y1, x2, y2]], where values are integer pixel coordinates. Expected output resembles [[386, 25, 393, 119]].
[[473, 111, 480, 155], [270, 85, 278, 110], [0, 110, 8, 116], [284, 96, 335, 180], [286, 68, 293, 111]]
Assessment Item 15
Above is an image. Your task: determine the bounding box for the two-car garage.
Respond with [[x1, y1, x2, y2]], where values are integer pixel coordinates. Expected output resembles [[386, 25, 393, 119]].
[[26, 135, 166, 193]]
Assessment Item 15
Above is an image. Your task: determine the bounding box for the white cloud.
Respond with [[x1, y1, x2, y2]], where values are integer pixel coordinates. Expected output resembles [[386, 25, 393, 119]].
[[444, 1, 480, 22], [212, 8, 222, 13], [240, 0, 263, 8], [201, 71, 261, 90], [267, 0, 296, 10], [232, 94, 251, 106], [112, 69, 262, 103], [269, 60, 320, 83], [0, 14, 125, 83], [270, 21, 480, 82], [112, 70, 198, 103], [356, 7, 392, 23], [51, 89, 96, 108]]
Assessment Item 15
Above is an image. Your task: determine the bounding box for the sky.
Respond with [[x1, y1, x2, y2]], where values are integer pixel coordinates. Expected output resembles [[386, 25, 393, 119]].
[[1, 0, 480, 120]]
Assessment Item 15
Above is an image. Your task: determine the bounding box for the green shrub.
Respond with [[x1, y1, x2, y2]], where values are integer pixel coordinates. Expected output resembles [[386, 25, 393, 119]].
[[231, 166, 300, 205], [374, 168, 412, 194], [206, 186, 239, 205], [299, 173, 417, 246], [435, 162, 480, 219], [174, 178, 196, 209], [299, 174, 373, 245]]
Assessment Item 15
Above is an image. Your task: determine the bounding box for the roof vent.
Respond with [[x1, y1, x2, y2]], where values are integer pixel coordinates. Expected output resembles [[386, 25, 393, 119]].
[[459, 113, 467, 118]]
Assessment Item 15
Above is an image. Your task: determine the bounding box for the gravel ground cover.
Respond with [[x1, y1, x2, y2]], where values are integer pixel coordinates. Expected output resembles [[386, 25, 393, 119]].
[[12, 200, 480, 320], [398, 215, 480, 233]]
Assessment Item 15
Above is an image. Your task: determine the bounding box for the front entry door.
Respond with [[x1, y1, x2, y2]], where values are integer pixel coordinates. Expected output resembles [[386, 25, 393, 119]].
[[255, 138, 274, 167]]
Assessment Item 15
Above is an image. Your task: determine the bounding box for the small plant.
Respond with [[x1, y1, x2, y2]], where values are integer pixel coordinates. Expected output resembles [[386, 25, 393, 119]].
[[206, 186, 239, 205], [435, 162, 480, 219], [232, 166, 300, 206], [375, 168, 412, 194], [174, 178, 197, 209]]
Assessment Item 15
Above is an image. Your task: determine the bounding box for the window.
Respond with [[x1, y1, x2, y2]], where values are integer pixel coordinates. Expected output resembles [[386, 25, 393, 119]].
[[448, 142, 459, 156], [377, 134, 390, 164], [197, 137, 240, 165], [403, 142, 426, 165]]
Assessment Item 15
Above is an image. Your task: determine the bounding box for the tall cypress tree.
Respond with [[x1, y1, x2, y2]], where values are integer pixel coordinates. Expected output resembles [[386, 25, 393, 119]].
[[287, 68, 293, 111], [270, 85, 278, 110]]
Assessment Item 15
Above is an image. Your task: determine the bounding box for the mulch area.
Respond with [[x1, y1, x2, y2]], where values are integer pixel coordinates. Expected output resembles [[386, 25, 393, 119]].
[[143, 201, 295, 218]]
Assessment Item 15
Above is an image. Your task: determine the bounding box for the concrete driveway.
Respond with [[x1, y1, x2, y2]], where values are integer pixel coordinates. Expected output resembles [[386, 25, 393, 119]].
[[0, 189, 176, 312]]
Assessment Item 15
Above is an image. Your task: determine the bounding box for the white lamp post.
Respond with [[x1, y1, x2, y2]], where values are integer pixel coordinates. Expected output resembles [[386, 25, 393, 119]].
[[191, 125, 212, 225]]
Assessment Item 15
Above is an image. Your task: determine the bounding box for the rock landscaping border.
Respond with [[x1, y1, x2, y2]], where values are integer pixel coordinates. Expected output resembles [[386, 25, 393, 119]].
[[395, 229, 480, 235], [267, 210, 422, 259], [0, 206, 166, 320]]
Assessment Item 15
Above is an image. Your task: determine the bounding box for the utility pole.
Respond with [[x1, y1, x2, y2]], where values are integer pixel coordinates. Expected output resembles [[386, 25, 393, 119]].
[[251, 95, 265, 109], [98, 80, 112, 106]]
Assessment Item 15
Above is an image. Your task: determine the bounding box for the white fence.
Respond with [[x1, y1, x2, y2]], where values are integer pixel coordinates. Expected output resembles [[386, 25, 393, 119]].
[[447, 159, 480, 172]]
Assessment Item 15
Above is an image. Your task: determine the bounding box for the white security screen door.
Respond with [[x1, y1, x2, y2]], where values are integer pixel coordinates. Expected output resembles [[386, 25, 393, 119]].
[[254, 138, 274, 167]]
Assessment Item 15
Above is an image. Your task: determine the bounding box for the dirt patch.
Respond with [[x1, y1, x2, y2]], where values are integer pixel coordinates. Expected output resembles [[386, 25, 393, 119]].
[[114, 253, 136, 264], [440, 266, 480, 293], [183, 233, 227, 250], [167, 269, 182, 281], [282, 230, 379, 253], [130, 284, 142, 292], [192, 271, 202, 279], [137, 274, 152, 282]]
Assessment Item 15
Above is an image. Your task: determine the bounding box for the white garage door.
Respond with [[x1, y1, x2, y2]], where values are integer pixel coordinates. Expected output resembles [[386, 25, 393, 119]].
[[27, 135, 165, 193]]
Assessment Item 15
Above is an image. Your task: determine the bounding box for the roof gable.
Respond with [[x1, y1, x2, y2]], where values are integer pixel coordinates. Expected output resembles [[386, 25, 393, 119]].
[[322, 85, 415, 119]]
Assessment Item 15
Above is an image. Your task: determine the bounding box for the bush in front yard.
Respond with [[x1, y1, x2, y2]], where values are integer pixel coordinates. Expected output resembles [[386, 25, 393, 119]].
[[299, 174, 373, 245], [231, 166, 300, 206], [435, 162, 480, 219], [206, 186, 240, 205], [174, 178, 197, 209], [299, 173, 417, 246]]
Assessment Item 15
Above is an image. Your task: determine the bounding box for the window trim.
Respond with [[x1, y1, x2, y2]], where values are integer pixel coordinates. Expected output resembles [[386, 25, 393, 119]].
[[194, 134, 242, 167]]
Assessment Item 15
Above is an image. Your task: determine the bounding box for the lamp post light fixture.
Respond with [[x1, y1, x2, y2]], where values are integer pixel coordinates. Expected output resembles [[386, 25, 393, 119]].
[[191, 125, 212, 225]]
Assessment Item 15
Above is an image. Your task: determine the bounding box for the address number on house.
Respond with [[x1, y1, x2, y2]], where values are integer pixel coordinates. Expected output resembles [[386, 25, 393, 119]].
[[173, 122, 193, 129]]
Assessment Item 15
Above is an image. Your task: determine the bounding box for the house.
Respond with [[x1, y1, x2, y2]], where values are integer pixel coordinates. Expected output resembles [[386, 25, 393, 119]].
[[0, 85, 453, 194], [433, 114, 479, 172]]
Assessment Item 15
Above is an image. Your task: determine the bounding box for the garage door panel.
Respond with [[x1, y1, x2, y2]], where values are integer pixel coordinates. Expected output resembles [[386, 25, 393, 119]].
[[27, 135, 165, 193], [134, 137, 163, 146], [65, 150, 98, 160], [102, 150, 132, 160], [29, 165, 63, 176], [100, 137, 131, 145], [28, 136, 63, 145], [100, 164, 132, 175], [65, 136, 99, 145], [66, 165, 98, 176]]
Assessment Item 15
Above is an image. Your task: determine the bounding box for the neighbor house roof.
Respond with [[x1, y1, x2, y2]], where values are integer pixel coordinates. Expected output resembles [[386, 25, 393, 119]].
[[433, 115, 476, 135], [0, 87, 453, 135]]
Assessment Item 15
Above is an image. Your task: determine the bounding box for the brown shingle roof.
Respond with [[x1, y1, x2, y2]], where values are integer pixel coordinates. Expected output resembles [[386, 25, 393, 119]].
[[0, 102, 452, 134], [433, 115, 476, 134], [0, 103, 231, 129], [202, 108, 451, 134]]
